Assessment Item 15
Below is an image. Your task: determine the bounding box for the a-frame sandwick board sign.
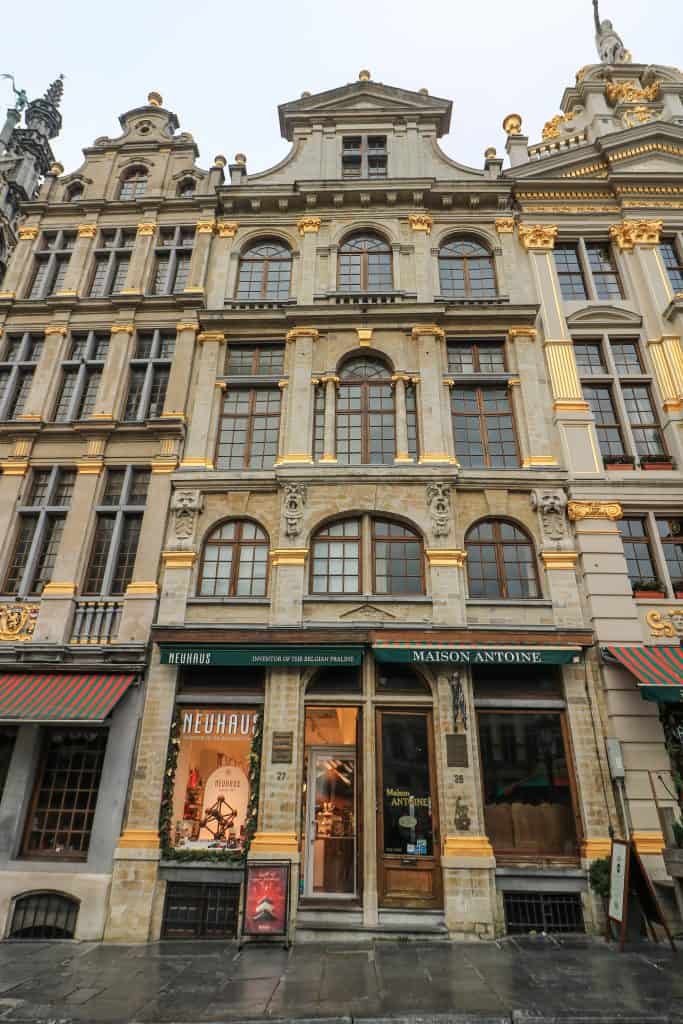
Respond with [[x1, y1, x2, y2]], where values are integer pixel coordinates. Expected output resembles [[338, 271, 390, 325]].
[[607, 838, 676, 951]]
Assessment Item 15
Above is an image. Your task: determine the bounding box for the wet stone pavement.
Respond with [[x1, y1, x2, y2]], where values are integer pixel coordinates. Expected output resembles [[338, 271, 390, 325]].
[[0, 935, 681, 1023]]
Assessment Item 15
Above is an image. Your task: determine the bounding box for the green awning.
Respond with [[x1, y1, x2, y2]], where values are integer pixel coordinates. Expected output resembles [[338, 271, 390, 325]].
[[604, 645, 683, 703], [159, 645, 363, 668], [372, 644, 581, 666]]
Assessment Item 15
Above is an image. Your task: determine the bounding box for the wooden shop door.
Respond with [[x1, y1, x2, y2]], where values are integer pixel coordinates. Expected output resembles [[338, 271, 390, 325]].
[[376, 708, 442, 909]]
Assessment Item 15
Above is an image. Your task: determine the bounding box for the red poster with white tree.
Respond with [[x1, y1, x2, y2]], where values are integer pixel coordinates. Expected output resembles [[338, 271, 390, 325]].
[[243, 863, 289, 936]]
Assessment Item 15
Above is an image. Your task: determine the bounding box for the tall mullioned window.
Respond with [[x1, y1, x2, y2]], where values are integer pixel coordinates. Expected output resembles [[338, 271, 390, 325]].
[[89, 229, 135, 297], [0, 332, 43, 420], [660, 238, 683, 292], [215, 344, 285, 469], [438, 239, 497, 299], [575, 336, 667, 465], [52, 332, 109, 422], [83, 467, 149, 595], [338, 233, 392, 292], [198, 520, 269, 597], [341, 135, 387, 178], [150, 227, 194, 295], [618, 514, 683, 596], [123, 330, 174, 421], [26, 230, 75, 299], [236, 240, 292, 301], [466, 519, 540, 600], [553, 240, 624, 301], [310, 516, 424, 596], [336, 356, 395, 465], [3, 467, 75, 597], [118, 167, 148, 200], [447, 340, 518, 468]]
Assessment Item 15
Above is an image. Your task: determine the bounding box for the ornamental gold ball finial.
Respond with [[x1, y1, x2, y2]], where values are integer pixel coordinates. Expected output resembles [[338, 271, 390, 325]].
[[213, 154, 227, 169], [503, 113, 523, 135], [419, 87, 429, 95], [358, 69, 371, 81], [234, 152, 247, 166], [485, 147, 497, 159], [147, 91, 163, 107], [49, 161, 64, 176], [301, 90, 311, 97]]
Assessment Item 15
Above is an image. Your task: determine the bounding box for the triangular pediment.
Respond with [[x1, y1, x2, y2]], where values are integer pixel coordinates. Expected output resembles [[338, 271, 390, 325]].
[[566, 306, 643, 328], [338, 602, 397, 621], [279, 80, 451, 140]]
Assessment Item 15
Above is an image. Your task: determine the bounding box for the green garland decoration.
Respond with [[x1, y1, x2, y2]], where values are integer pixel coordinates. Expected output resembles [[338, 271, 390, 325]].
[[159, 709, 263, 864]]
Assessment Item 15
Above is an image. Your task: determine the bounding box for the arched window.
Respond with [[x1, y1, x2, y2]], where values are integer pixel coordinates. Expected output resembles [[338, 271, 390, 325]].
[[119, 167, 148, 201], [337, 356, 395, 465], [198, 520, 268, 597], [177, 177, 196, 198], [10, 892, 79, 939], [65, 183, 84, 203], [236, 240, 292, 300], [338, 232, 392, 292], [465, 519, 539, 599], [438, 238, 497, 299], [310, 515, 423, 596]]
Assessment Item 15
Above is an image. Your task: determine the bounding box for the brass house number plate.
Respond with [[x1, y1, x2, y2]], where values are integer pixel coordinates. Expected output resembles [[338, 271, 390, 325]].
[[271, 731, 294, 764]]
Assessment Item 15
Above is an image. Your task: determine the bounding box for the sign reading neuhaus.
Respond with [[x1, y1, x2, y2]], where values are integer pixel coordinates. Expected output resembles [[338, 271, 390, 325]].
[[373, 647, 580, 665], [159, 645, 363, 667]]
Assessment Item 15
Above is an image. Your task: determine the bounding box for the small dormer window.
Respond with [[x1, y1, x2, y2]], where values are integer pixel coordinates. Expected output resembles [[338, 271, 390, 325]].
[[177, 178, 196, 198], [119, 168, 148, 201], [342, 135, 387, 179], [65, 183, 84, 203]]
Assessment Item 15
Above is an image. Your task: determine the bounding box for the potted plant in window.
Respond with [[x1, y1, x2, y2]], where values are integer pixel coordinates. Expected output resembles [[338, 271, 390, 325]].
[[641, 453, 675, 471], [632, 577, 666, 600], [604, 454, 636, 471]]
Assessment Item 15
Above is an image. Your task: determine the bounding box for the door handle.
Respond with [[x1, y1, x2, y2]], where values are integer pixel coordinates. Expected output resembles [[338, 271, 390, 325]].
[[400, 856, 418, 865]]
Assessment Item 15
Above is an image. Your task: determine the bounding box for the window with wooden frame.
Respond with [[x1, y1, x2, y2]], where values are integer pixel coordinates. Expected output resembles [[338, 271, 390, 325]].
[[341, 135, 387, 178], [447, 340, 518, 468], [438, 239, 497, 300], [26, 230, 75, 299], [617, 516, 660, 591], [52, 332, 109, 422], [575, 336, 667, 465], [22, 728, 107, 860], [465, 519, 540, 599], [553, 239, 624, 301], [337, 233, 392, 292], [118, 167, 148, 200], [83, 467, 149, 595], [236, 240, 292, 301], [618, 514, 683, 598], [198, 520, 268, 597], [310, 515, 424, 597], [0, 332, 43, 421], [336, 356, 395, 465], [88, 228, 135, 297], [150, 226, 194, 295], [224, 344, 284, 377], [215, 388, 281, 470], [660, 238, 683, 293], [123, 330, 175, 421], [3, 467, 75, 597]]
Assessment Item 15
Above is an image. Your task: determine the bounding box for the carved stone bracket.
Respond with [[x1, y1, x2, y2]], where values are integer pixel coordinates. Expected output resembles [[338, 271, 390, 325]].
[[646, 609, 683, 639], [426, 481, 452, 537], [170, 489, 204, 548], [531, 489, 567, 541], [567, 500, 623, 521], [0, 604, 39, 642], [282, 482, 307, 538]]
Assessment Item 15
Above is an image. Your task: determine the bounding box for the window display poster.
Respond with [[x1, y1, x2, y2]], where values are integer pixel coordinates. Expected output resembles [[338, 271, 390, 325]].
[[171, 707, 258, 852], [608, 839, 629, 924], [243, 862, 290, 937]]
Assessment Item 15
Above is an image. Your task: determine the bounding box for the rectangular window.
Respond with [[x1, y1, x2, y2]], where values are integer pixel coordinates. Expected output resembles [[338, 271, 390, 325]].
[[583, 384, 625, 458], [342, 135, 387, 178], [657, 517, 683, 592], [312, 383, 325, 461], [554, 244, 587, 300], [618, 513, 683, 598], [225, 345, 284, 377], [621, 384, 666, 458], [123, 330, 174, 421], [660, 240, 683, 292], [83, 467, 148, 595], [23, 729, 107, 860], [618, 517, 658, 588], [216, 388, 281, 469], [0, 333, 42, 421], [554, 239, 623, 301], [3, 467, 74, 596], [450, 386, 518, 468], [52, 333, 108, 422], [151, 227, 194, 295], [26, 231, 75, 299], [585, 242, 623, 299], [88, 229, 135, 297], [447, 341, 506, 374]]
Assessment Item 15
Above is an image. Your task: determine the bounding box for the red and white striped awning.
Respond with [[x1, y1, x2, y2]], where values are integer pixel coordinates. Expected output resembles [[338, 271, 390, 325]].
[[604, 646, 683, 703], [0, 672, 135, 723]]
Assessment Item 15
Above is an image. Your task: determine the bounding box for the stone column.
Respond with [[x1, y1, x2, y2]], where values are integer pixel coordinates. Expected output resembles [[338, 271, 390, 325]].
[[121, 221, 156, 296], [162, 321, 198, 421], [91, 322, 134, 421], [278, 328, 318, 466], [269, 548, 307, 626], [508, 328, 559, 468], [18, 324, 69, 421], [118, 470, 172, 643], [184, 217, 215, 297], [57, 222, 98, 297], [0, 225, 38, 299], [320, 373, 339, 463], [425, 548, 467, 627], [206, 221, 238, 307], [408, 213, 433, 302], [392, 372, 412, 463], [297, 216, 321, 304], [180, 331, 225, 470], [412, 325, 457, 465]]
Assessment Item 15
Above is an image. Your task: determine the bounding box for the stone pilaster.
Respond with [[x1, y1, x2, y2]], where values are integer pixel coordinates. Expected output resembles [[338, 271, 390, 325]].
[[425, 548, 467, 626], [269, 547, 307, 626], [19, 324, 69, 421], [251, 667, 301, 851], [184, 217, 215, 296], [0, 225, 39, 299], [121, 221, 156, 296], [412, 325, 456, 465], [162, 321, 198, 421], [57, 222, 97, 297], [296, 216, 321, 304], [206, 221, 238, 307], [391, 372, 412, 463], [91, 322, 134, 421], [118, 471, 171, 643], [508, 328, 558, 467], [278, 328, 318, 465], [320, 373, 339, 463], [408, 213, 433, 302], [180, 332, 225, 470]]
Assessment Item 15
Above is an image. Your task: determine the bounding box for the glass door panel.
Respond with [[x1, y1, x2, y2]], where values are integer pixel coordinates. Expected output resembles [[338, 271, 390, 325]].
[[306, 747, 356, 896]]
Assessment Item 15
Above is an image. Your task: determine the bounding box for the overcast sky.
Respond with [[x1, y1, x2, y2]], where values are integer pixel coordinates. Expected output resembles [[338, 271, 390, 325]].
[[3, 0, 682, 177]]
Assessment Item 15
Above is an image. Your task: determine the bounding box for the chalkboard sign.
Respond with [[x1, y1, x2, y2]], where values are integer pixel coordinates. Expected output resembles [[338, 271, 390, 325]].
[[608, 839, 676, 951]]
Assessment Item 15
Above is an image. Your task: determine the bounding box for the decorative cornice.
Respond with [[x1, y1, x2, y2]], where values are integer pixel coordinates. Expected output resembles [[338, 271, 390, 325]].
[[118, 828, 160, 849], [297, 215, 321, 235], [518, 224, 558, 251], [42, 582, 77, 596], [151, 457, 179, 474], [391, 372, 412, 384], [77, 223, 97, 239], [196, 331, 226, 344], [443, 835, 494, 858], [581, 838, 613, 859], [110, 323, 135, 334], [0, 291, 16, 300], [276, 454, 314, 465], [18, 226, 39, 241], [270, 548, 308, 566], [136, 222, 156, 236], [357, 328, 373, 346], [44, 325, 68, 337], [553, 399, 590, 412], [425, 548, 467, 568], [567, 500, 622, 521], [286, 327, 319, 342], [195, 220, 216, 234], [249, 831, 298, 854], [541, 551, 579, 570], [161, 550, 197, 569], [631, 830, 665, 855], [176, 322, 198, 332], [217, 221, 238, 238], [76, 459, 104, 475], [0, 459, 28, 476], [411, 324, 445, 341], [408, 213, 433, 234], [494, 217, 515, 234], [418, 453, 459, 464], [125, 581, 159, 596], [521, 455, 558, 466], [605, 78, 661, 105], [319, 373, 340, 385], [609, 219, 663, 251], [508, 327, 537, 341]]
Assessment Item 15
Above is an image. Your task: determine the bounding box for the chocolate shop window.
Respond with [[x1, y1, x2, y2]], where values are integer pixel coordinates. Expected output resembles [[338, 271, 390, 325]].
[[477, 711, 578, 860]]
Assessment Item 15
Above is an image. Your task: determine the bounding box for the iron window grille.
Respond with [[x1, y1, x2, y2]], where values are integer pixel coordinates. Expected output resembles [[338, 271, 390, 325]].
[[198, 520, 269, 597], [618, 514, 683, 597], [0, 332, 43, 420], [438, 239, 497, 299], [26, 230, 75, 299], [52, 332, 109, 422], [3, 467, 75, 597], [466, 519, 540, 599], [118, 168, 148, 200], [83, 466, 149, 595], [22, 729, 107, 860], [150, 226, 194, 295], [10, 892, 79, 939], [88, 228, 135, 297], [123, 330, 175, 421], [575, 336, 667, 464], [162, 882, 240, 939], [660, 238, 683, 293], [503, 891, 585, 935], [553, 239, 624, 301], [341, 135, 387, 178], [236, 241, 292, 301], [310, 514, 424, 597], [338, 233, 393, 292], [216, 387, 281, 469], [336, 355, 398, 464]]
